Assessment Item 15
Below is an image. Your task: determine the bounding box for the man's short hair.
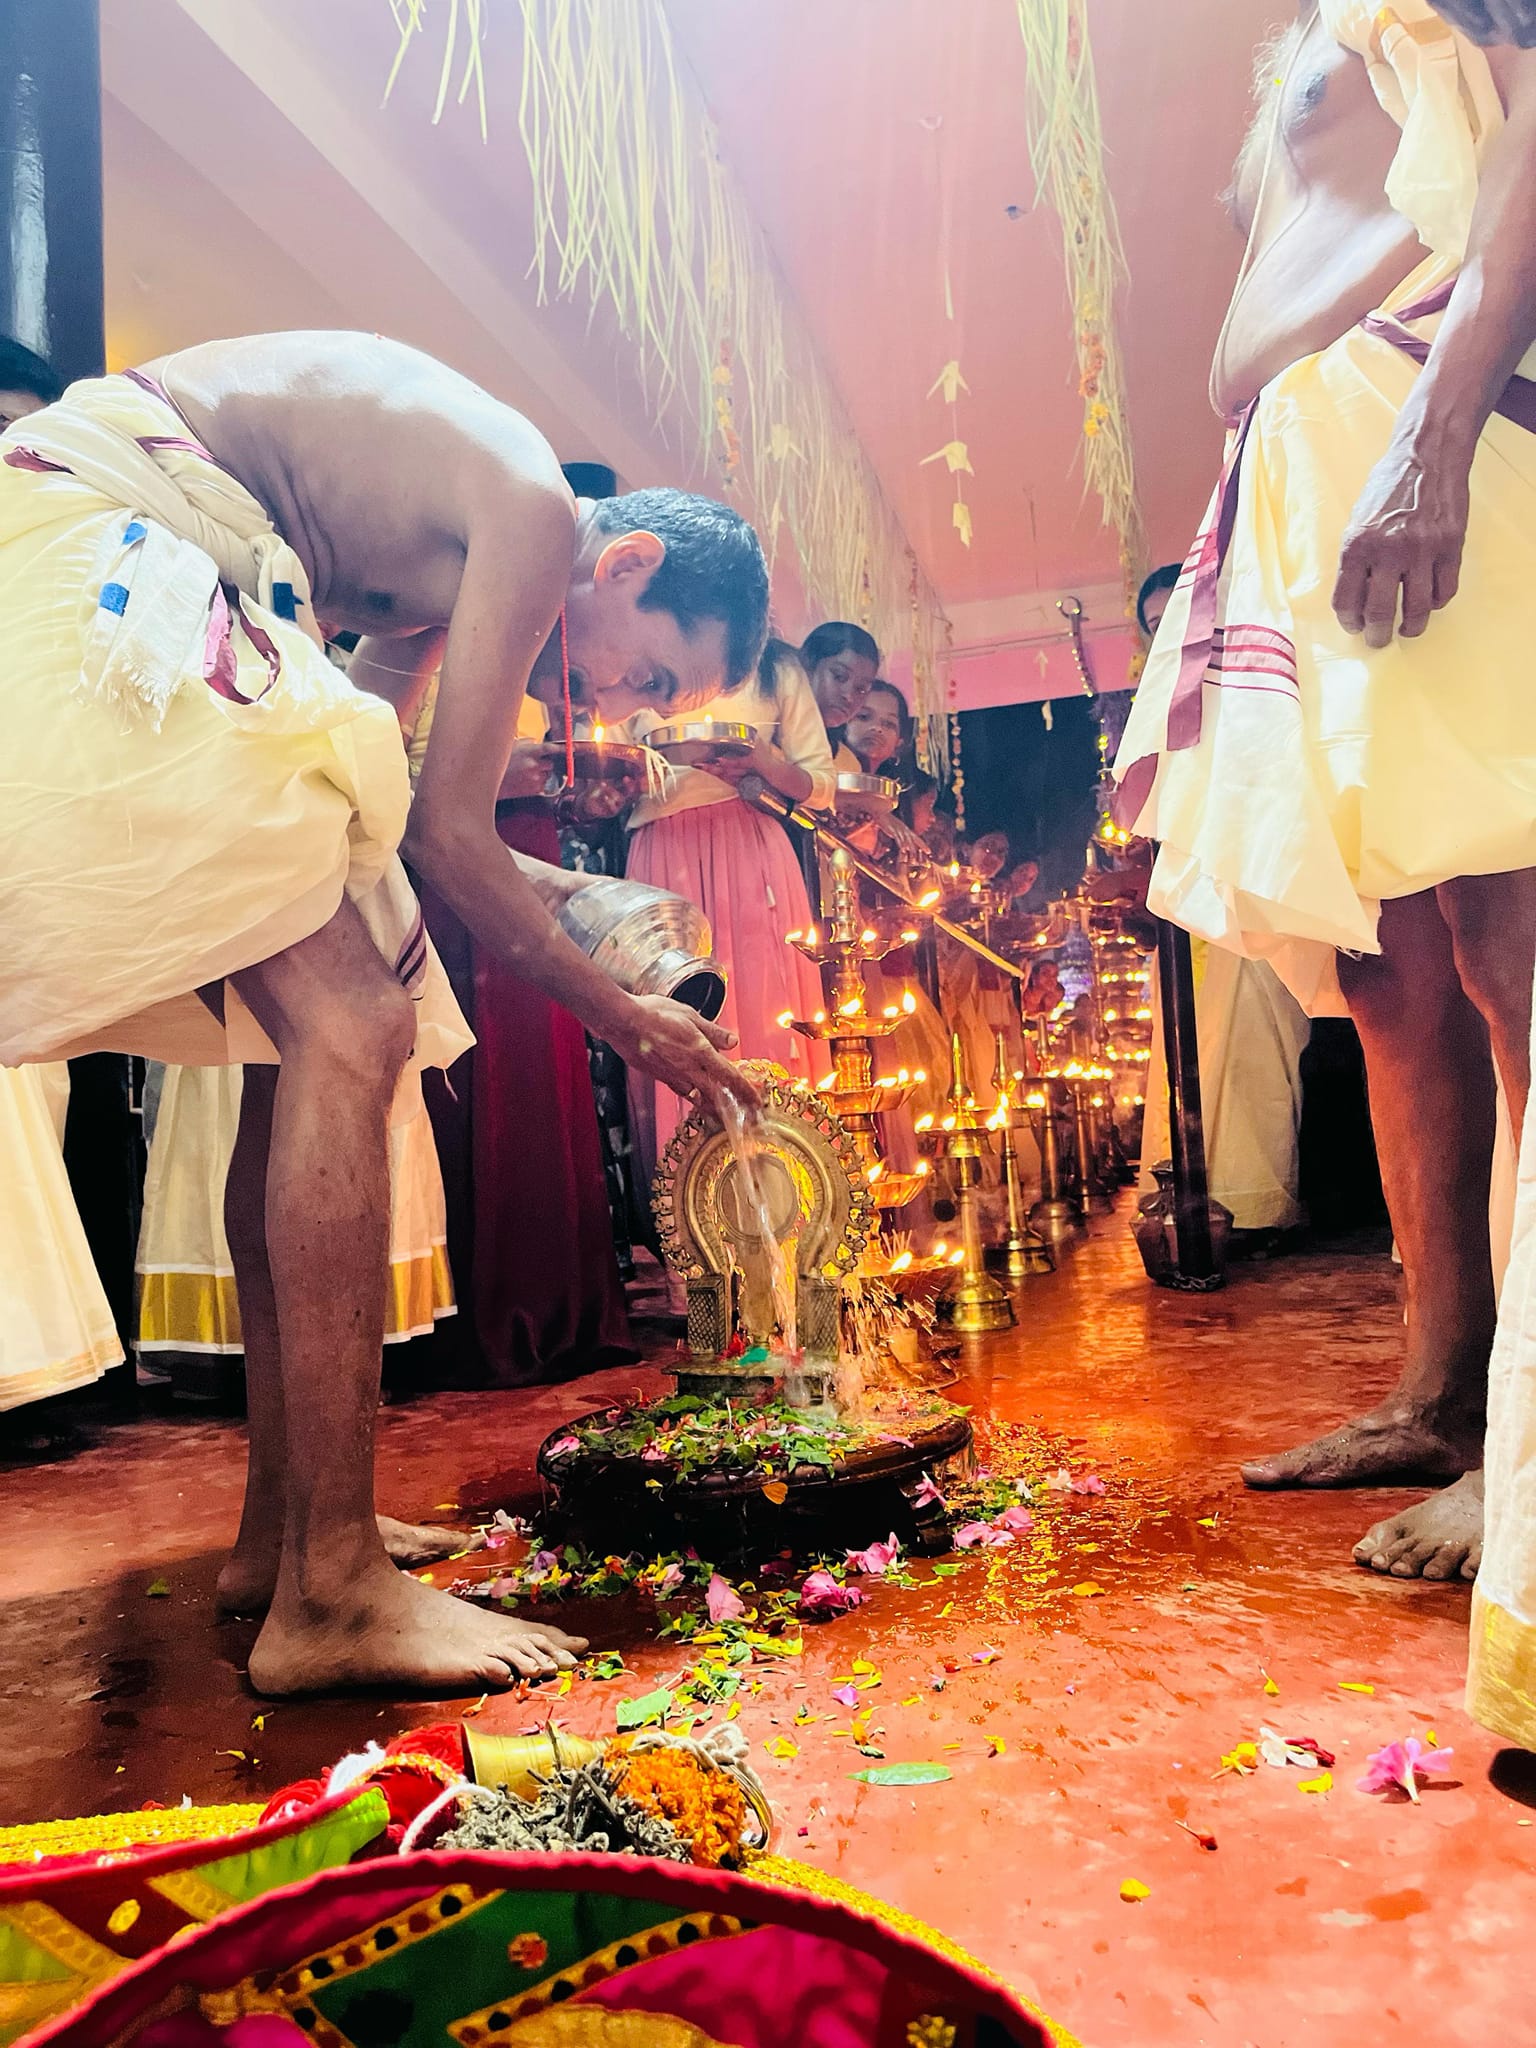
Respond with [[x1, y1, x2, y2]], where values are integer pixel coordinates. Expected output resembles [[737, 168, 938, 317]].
[[0, 337, 64, 407], [1136, 562, 1181, 638], [590, 488, 769, 689]]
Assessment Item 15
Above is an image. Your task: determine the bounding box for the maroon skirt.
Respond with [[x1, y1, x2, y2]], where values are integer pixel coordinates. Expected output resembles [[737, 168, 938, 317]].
[[422, 800, 633, 1386]]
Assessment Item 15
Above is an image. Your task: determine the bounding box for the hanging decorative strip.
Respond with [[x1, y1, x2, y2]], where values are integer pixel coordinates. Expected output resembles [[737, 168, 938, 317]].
[[1013, 0, 1146, 617], [380, 0, 948, 734]]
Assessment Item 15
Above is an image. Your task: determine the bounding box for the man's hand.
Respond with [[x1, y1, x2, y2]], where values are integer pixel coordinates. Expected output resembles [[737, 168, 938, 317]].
[[498, 741, 560, 801], [606, 993, 760, 1114], [1332, 435, 1472, 647], [1334, 41, 1536, 646]]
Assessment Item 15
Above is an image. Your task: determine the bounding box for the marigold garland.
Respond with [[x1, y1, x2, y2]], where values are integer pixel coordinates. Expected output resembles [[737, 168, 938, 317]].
[[615, 1747, 750, 1869]]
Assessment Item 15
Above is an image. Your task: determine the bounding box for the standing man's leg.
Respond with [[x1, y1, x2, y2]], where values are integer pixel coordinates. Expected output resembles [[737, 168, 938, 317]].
[[1244, 891, 1497, 1488], [219, 1065, 486, 1617], [1355, 868, 1536, 1577], [223, 900, 585, 1695]]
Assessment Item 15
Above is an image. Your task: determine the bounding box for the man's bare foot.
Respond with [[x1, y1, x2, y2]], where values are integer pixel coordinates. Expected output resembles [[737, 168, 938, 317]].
[[1354, 1469, 1484, 1581], [378, 1515, 473, 1569], [219, 1515, 471, 1614], [1240, 1403, 1482, 1490], [248, 1564, 589, 1697]]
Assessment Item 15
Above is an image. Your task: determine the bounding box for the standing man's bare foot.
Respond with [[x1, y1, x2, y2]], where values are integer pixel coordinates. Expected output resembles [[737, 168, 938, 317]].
[[1240, 1400, 1484, 1490], [377, 1515, 476, 1568], [1354, 1470, 1484, 1581], [247, 1565, 589, 1697], [218, 1514, 472, 1615]]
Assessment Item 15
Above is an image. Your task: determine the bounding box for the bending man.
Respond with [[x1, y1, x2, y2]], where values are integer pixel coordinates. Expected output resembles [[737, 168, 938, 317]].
[[0, 332, 768, 1694]]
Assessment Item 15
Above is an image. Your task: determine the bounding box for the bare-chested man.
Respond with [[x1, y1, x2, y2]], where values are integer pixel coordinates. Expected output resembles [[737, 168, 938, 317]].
[[0, 331, 768, 1693], [1114, 3, 1536, 1577]]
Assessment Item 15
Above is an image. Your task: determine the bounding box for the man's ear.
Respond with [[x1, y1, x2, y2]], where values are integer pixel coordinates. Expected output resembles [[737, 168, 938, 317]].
[[593, 529, 666, 589]]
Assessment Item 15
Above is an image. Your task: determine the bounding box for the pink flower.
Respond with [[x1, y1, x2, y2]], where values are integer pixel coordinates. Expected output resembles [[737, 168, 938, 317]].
[[706, 1572, 746, 1624], [996, 1505, 1035, 1534], [798, 1569, 863, 1616], [972, 1647, 1003, 1664], [846, 1533, 901, 1576], [955, 1520, 1014, 1549], [831, 1683, 860, 1708], [523, 1550, 560, 1584], [652, 1562, 684, 1596], [1357, 1737, 1455, 1804], [547, 1435, 582, 1458], [1045, 1467, 1106, 1496], [911, 1474, 946, 1509], [641, 1443, 670, 1463]]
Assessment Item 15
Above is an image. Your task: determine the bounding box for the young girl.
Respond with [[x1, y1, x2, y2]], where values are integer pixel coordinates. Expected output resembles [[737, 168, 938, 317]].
[[800, 622, 880, 767], [622, 638, 834, 1192]]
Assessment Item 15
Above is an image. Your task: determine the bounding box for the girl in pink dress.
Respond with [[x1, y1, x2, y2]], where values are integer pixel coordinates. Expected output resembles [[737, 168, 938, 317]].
[[623, 639, 837, 1192]]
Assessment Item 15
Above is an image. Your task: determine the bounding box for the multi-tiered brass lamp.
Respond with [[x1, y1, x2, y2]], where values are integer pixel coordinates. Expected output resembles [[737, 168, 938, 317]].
[[783, 849, 930, 1216], [925, 1032, 1015, 1333], [985, 1030, 1053, 1278]]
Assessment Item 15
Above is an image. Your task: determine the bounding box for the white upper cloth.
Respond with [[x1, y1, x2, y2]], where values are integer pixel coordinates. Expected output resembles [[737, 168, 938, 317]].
[[622, 652, 836, 826]]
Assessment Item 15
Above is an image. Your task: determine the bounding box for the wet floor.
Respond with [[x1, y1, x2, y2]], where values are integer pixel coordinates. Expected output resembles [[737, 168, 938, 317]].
[[2, 1219, 1532, 2047]]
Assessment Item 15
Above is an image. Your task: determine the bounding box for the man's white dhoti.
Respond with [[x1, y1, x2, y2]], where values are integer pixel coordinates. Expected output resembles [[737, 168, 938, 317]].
[[136, 1066, 455, 1358], [1140, 946, 1311, 1232], [0, 370, 470, 1082], [0, 1065, 123, 1412]]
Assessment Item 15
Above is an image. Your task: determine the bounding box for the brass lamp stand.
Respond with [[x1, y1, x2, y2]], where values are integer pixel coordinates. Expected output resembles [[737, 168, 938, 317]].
[[988, 1029, 1052, 1277], [933, 1033, 1014, 1332]]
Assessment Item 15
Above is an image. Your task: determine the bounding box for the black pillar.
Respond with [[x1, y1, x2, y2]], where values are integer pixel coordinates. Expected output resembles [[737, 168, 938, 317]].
[[1155, 918, 1224, 1288], [0, 0, 105, 383]]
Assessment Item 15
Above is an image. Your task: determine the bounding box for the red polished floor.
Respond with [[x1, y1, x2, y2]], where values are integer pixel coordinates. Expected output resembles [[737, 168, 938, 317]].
[[3, 1222, 1532, 2047]]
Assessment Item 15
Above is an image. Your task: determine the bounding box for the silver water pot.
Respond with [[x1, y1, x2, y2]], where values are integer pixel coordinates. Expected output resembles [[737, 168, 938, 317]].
[[557, 877, 727, 1019]]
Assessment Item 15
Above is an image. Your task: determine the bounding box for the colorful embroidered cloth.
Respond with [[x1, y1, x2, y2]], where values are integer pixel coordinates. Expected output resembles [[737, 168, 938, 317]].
[[0, 1790, 389, 2046], [28, 1849, 1075, 2048], [0, 370, 470, 1081], [1113, 0, 1536, 1016]]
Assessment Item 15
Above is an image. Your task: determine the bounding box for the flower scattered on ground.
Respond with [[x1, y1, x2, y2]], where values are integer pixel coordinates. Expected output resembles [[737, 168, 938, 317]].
[[1357, 1737, 1454, 1803], [799, 1569, 863, 1616], [846, 1534, 901, 1576]]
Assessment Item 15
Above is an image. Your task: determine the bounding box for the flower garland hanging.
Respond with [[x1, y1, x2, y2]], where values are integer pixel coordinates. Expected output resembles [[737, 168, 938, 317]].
[[1013, 0, 1146, 613], [380, 0, 947, 728]]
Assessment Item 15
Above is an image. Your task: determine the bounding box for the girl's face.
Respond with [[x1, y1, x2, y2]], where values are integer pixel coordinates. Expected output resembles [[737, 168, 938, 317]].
[[809, 650, 878, 727], [971, 832, 1010, 880], [845, 692, 903, 771]]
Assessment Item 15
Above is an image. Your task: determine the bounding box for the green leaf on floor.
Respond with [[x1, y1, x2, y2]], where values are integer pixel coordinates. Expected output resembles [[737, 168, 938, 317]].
[[616, 1688, 674, 1730], [852, 1762, 952, 1786]]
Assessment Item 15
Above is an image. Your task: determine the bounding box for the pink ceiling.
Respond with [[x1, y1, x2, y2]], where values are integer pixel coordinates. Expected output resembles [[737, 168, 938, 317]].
[[103, 0, 1289, 626], [664, 0, 1289, 604]]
